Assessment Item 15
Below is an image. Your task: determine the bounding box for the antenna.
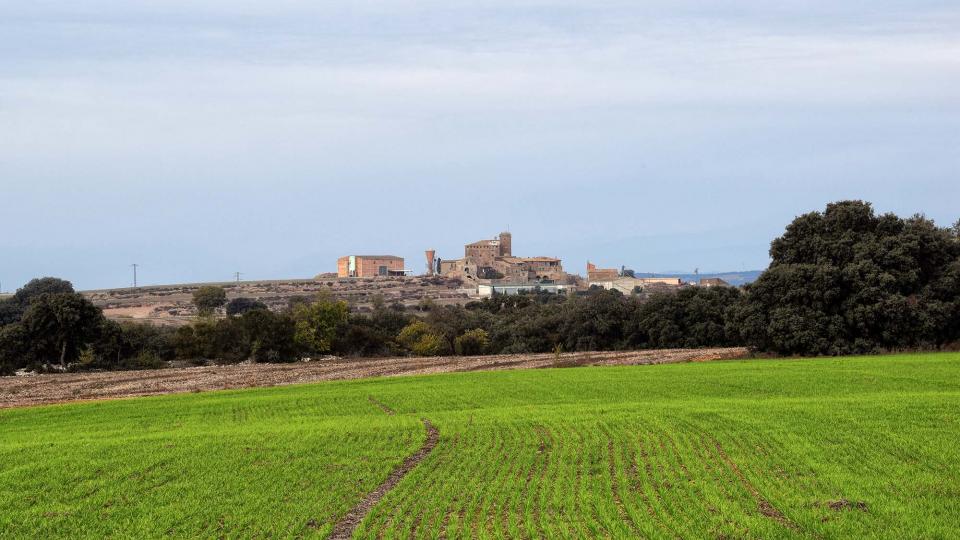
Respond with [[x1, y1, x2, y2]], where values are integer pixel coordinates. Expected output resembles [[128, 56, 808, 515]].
[[131, 263, 139, 288], [234, 271, 243, 283]]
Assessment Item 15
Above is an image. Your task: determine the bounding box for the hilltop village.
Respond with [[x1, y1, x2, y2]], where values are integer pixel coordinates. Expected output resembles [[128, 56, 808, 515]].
[[83, 230, 730, 325], [338, 231, 728, 298]]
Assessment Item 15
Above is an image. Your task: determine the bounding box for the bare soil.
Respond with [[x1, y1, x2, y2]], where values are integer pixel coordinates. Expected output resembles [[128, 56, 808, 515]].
[[327, 417, 440, 540], [0, 347, 748, 409]]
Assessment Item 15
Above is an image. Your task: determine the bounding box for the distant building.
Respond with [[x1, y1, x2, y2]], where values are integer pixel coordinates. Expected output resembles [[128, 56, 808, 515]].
[[477, 283, 573, 297], [337, 255, 405, 278], [586, 261, 682, 292], [587, 261, 619, 282], [590, 276, 683, 294], [439, 232, 565, 283], [699, 278, 731, 287]]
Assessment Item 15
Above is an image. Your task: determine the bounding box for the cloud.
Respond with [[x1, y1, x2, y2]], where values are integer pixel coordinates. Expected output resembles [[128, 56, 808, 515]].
[[1, 1, 958, 288]]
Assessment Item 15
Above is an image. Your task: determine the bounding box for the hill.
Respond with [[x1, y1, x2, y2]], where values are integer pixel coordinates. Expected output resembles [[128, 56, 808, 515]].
[[636, 270, 764, 286], [2, 352, 958, 538], [80, 276, 473, 325]]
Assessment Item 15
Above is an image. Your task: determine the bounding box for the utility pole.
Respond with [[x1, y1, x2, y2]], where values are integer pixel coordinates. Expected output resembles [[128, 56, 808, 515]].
[[234, 271, 243, 283], [131, 263, 139, 288]]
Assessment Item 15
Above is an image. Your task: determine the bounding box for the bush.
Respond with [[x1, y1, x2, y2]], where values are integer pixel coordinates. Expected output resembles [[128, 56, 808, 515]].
[[411, 333, 445, 356], [226, 297, 267, 316], [292, 297, 349, 355], [454, 328, 489, 356], [192, 286, 227, 316], [398, 321, 448, 356]]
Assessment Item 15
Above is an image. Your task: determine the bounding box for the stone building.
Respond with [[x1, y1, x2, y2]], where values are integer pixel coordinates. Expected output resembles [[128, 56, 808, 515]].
[[587, 262, 620, 282], [439, 232, 564, 283], [337, 255, 405, 278], [586, 261, 683, 293]]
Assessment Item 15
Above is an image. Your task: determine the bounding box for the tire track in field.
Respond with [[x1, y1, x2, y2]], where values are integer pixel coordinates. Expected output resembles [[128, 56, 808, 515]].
[[711, 439, 799, 532], [368, 396, 396, 415], [328, 401, 438, 540]]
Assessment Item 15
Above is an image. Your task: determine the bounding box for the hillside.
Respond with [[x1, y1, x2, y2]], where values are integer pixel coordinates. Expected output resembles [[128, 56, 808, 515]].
[[81, 276, 474, 325], [635, 270, 764, 286], [2, 352, 958, 538]]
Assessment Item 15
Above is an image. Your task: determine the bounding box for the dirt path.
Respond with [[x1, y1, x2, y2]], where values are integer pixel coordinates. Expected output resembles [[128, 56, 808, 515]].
[[328, 417, 440, 539], [713, 440, 800, 531], [0, 347, 748, 409]]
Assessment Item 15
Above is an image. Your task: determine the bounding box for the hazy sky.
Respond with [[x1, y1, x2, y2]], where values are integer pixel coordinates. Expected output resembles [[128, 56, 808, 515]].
[[2, 1, 958, 290]]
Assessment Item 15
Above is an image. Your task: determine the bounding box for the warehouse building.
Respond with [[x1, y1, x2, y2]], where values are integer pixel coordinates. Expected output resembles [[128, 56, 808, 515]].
[[337, 255, 406, 278]]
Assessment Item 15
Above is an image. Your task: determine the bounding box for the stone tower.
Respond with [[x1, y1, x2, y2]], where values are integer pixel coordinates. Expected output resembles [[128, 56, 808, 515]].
[[499, 231, 512, 257]]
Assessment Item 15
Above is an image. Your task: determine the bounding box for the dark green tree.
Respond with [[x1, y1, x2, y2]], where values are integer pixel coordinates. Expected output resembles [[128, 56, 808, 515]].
[[0, 323, 29, 374], [0, 299, 21, 327], [1, 277, 76, 327], [20, 293, 104, 368], [14, 277, 75, 305], [225, 297, 267, 316], [192, 286, 227, 316], [239, 309, 298, 362], [733, 201, 960, 355]]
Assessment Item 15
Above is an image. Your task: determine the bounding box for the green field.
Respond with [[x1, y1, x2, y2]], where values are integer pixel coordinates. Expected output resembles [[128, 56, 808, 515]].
[[2, 353, 959, 538]]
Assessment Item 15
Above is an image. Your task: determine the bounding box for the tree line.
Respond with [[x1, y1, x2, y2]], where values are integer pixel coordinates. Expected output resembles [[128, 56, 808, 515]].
[[1, 201, 958, 374]]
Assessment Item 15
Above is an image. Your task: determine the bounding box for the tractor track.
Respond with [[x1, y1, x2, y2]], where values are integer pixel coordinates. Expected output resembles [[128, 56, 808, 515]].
[[328, 404, 439, 540]]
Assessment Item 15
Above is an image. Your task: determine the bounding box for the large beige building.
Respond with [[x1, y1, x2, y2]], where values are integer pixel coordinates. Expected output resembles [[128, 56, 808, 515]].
[[439, 232, 565, 283]]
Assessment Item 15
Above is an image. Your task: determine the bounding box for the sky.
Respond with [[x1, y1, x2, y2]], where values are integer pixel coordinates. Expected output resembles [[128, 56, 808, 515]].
[[1, 1, 958, 291]]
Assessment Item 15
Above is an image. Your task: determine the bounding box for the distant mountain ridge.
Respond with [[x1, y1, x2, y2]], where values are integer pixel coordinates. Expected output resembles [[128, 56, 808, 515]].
[[634, 270, 764, 287]]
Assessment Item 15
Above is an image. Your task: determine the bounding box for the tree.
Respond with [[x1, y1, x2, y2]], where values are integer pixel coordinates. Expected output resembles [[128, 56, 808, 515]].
[[87, 320, 177, 370], [397, 321, 447, 356], [292, 296, 349, 355], [225, 297, 267, 316], [454, 328, 489, 356], [0, 299, 21, 327], [0, 277, 76, 327], [560, 289, 633, 351], [0, 323, 29, 374], [628, 287, 742, 349], [239, 309, 298, 362], [14, 277, 74, 305], [19, 293, 104, 368], [192, 286, 227, 316], [735, 201, 960, 355]]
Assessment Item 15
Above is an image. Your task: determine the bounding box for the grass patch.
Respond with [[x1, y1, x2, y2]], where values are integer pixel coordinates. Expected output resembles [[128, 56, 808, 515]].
[[2, 352, 959, 538]]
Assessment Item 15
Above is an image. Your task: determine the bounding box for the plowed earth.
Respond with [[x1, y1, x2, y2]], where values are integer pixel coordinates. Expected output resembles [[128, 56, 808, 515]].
[[0, 348, 747, 408]]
